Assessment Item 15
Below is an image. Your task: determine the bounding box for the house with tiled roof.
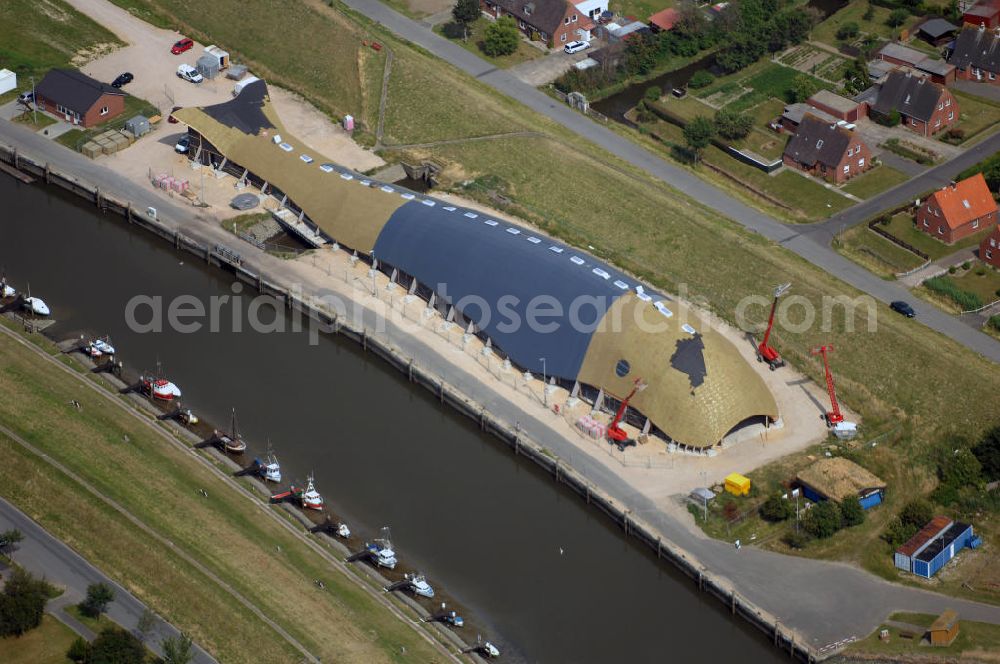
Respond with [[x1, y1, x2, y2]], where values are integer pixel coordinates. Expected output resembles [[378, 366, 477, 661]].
[[917, 173, 997, 244], [949, 26, 1000, 84], [481, 0, 602, 46], [782, 113, 872, 184], [34, 68, 124, 128], [870, 70, 958, 137], [963, 0, 1000, 29], [981, 223, 1000, 268], [648, 7, 680, 31], [877, 42, 955, 85]]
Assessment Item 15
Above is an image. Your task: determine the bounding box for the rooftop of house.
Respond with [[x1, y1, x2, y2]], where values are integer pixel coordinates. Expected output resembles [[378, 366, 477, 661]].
[[919, 17, 959, 39], [930, 609, 959, 632], [796, 457, 885, 502], [949, 26, 1000, 73], [783, 113, 860, 169], [808, 89, 859, 114], [871, 70, 947, 122], [927, 172, 997, 229], [490, 0, 571, 34], [34, 68, 123, 115], [781, 102, 838, 126], [897, 516, 953, 557], [964, 0, 1000, 18], [648, 7, 680, 30]]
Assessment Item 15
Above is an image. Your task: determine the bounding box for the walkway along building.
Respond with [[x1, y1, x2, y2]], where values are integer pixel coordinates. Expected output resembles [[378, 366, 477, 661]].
[[173, 81, 780, 449]]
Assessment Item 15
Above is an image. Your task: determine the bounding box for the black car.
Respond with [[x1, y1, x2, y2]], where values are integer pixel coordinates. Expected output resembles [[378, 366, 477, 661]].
[[111, 72, 133, 88], [890, 300, 915, 317]]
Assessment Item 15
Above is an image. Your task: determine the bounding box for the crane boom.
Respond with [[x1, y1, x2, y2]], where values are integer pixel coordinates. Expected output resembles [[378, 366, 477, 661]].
[[811, 345, 844, 425], [757, 283, 790, 369], [606, 379, 647, 443]]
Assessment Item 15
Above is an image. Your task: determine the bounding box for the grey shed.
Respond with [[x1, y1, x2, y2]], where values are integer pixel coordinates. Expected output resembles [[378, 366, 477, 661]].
[[124, 114, 150, 137], [196, 53, 220, 79]]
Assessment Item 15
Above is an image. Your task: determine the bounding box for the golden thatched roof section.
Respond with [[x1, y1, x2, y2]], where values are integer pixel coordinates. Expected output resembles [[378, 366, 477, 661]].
[[796, 457, 885, 501], [173, 98, 404, 252], [577, 294, 778, 448]]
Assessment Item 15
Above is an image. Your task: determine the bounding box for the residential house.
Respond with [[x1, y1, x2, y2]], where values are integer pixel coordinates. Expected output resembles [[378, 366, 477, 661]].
[[917, 18, 959, 46], [782, 113, 872, 184], [916, 173, 997, 244], [949, 26, 1000, 83], [34, 68, 125, 128], [870, 70, 958, 136], [877, 42, 956, 85], [481, 0, 594, 45], [980, 223, 1000, 268], [648, 7, 680, 31], [807, 89, 866, 122], [963, 0, 1000, 28], [778, 102, 837, 133]]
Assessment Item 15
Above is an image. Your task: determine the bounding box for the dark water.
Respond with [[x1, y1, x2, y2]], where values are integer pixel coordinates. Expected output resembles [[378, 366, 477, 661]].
[[0, 175, 784, 663], [592, 0, 850, 121]]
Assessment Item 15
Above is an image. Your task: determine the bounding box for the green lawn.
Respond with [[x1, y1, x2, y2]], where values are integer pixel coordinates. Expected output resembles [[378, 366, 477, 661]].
[[65, 605, 115, 634], [953, 90, 1000, 142], [696, 61, 829, 113], [848, 612, 1000, 657], [811, 2, 922, 47], [841, 165, 909, 199], [610, 0, 672, 21], [884, 212, 994, 260], [837, 224, 926, 277], [54, 95, 159, 152], [949, 262, 1000, 304], [0, 615, 80, 664], [434, 18, 544, 70], [10, 110, 58, 131], [54, 129, 86, 150]]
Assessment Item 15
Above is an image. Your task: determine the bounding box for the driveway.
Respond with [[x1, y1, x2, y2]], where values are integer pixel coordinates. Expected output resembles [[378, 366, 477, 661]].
[[508, 47, 591, 86], [853, 117, 963, 161], [0, 496, 216, 663]]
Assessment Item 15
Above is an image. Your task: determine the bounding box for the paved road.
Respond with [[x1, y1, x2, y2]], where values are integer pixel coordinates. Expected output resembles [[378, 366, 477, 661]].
[[4, 121, 1000, 654], [339, 0, 1000, 364], [0, 496, 216, 663]]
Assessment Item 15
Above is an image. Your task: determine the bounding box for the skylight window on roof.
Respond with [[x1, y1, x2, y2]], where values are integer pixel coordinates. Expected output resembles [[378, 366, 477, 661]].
[[816, 139, 824, 149], [421, 199, 436, 206], [682, 324, 697, 335], [319, 164, 334, 173], [636, 292, 653, 302], [443, 206, 457, 211], [962, 199, 971, 208], [592, 268, 610, 279], [401, 193, 415, 200], [654, 301, 673, 317], [549, 246, 564, 254], [570, 256, 585, 265], [340, 173, 353, 180], [506, 227, 521, 235], [484, 219, 499, 226], [613, 280, 628, 290], [300, 154, 314, 163], [464, 211, 478, 218], [527, 236, 541, 244], [279, 142, 293, 152], [380, 185, 394, 193], [360, 180, 371, 186]]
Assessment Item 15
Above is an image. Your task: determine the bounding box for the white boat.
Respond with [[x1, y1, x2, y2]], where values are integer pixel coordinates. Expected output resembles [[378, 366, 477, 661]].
[[23, 296, 50, 316], [141, 375, 182, 401], [335, 522, 351, 538], [482, 642, 500, 658], [256, 453, 282, 483], [408, 574, 435, 598], [216, 408, 247, 453], [178, 408, 199, 425], [367, 527, 397, 569], [1, 282, 14, 298], [86, 337, 116, 357], [299, 474, 324, 510]]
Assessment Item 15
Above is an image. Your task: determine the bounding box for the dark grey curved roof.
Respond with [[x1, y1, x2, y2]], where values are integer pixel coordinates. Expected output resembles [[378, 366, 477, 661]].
[[203, 80, 273, 134], [373, 200, 645, 379]]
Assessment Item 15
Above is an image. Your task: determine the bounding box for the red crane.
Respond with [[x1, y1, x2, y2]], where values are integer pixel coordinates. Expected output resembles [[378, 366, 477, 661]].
[[607, 379, 647, 444], [757, 283, 790, 370], [811, 345, 844, 425]]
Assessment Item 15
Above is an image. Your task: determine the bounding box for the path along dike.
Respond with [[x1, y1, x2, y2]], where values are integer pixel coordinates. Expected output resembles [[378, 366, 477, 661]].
[[5, 132, 1000, 662]]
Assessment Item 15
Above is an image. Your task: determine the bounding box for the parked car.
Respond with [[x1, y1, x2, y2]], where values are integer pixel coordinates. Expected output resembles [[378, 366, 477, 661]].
[[111, 72, 133, 88], [563, 40, 590, 54], [167, 105, 182, 124], [171, 38, 194, 55], [890, 301, 915, 318], [176, 64, 204, 84], [174, 135, 190, 154]]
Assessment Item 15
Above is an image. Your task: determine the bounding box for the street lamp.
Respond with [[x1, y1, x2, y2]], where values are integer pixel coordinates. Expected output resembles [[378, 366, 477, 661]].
[[539, 357, 547, 407]]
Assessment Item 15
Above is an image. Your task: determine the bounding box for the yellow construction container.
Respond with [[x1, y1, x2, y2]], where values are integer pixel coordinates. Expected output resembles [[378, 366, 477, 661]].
[[724, 473, 751, 496]]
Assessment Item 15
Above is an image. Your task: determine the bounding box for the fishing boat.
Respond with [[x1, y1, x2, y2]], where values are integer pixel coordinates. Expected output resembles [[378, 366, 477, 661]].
[[366, 527, 397, 569], [1, 278, 14, 298], [407, 573, 435, 598], [254, 452, 282, 483], [21, 283, 50, 316], [85, 337, 116, 358], [443, 611, 464, 628], [140, 365, 182, 401], [298, 473, 324, 510], [215, 408, 247, 454], [335, 522, 351, 539], [482, 642, 500, 658], [178, 407, 199, 425]]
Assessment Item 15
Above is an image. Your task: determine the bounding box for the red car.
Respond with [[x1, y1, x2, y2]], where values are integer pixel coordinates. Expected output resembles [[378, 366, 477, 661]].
[[171, 38, 194, 55]]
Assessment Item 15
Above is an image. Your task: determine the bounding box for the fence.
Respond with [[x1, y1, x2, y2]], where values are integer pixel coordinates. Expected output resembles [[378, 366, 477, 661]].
[[868, 218, 930, 260]]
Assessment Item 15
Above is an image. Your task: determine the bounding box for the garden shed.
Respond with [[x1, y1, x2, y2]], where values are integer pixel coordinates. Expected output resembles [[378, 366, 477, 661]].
[[124, 114, 150, 137]]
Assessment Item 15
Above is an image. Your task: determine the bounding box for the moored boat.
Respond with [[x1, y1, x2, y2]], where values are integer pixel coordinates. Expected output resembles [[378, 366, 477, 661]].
[[255, 453, 282, 483], [23, 296, 50, 316], [299, 473, 324, 510], [140, 375, 182, 401], [407, 573, 434, 598], [85, 337, 116, 358], [215, 408, 247, 453], [367, 527, 397, 569]]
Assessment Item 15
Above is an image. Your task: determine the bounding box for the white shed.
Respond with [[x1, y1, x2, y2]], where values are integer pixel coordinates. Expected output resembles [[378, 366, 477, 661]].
[[204, 45, 230, 70], [0, 69, 16, 95]]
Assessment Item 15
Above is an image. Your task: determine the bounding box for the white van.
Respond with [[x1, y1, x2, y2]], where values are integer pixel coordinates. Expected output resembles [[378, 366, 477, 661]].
[[176, 64, 204, 84], [232, 76, 261, 96]]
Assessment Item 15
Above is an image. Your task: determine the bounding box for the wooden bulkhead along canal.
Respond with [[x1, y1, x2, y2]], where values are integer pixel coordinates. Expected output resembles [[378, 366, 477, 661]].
[[0, 173, 787, 663]]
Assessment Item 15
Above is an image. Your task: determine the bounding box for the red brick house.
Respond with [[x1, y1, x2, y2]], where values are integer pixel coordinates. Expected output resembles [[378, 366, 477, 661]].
[[870, 70, 958, 137], [917, 173, 997, 244], [782, 114, 872, 184], [949, 26, 1000, 84], [963, 0, 1000, 28], [481, 0, 590, 46], [807, 89, 866, 122], [648, 7, 680, 31], [34, 69, 124, 128], [981, 224, 1000, 267]]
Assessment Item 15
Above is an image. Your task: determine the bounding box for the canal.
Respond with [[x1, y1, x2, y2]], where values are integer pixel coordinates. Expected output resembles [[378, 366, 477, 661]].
[[0, 175, 785, 663]]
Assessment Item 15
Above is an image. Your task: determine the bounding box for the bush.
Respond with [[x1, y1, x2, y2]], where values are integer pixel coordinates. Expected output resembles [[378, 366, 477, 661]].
[[974, 426, 1000, 481], [876, 110, 901, 127], [948, 265, 957, 274], [760, 494, 794, 522], [991, 314, 1000, 332], [0, 568, 53, 637], [784, 530, 811, 549], [803, 501, 842, 539], [789, 74, 818, 103], [946, 128, 965, 141], [715, 108, 753, 140], [925, 276, 983, 310], [883, 516, 917, 547], [836, 22, 860, 40], [886, 8, 908, 26], [840, 495, 866, 527], [689, 70, 714, 88], [900, 498, 933, 529], [962, 260, 972, 271], [67, 637, 89, 663], [79, 582, 114, 619], [863, 2, 875, 20], [482, 16, 519, 57], [87, 627, 145, 664], [722, 499, 739, 521], [645, 86, 662, 102]]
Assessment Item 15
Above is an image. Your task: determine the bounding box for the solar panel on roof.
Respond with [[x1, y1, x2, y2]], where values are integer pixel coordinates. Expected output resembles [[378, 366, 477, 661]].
[[340, 173, 353, 180], [421, 199, 435, 206], [300, 154, 313, 163], [443, 206, 456, 211], [401, 193, 415, 200], [614, 280, 628, 290], [360, 180, 371, 186], [655, 302, 673, 317], [549, 246, 564, 253], [279, 142, 293, 152], [484, 219, 499, 226], [381, 185, 394, 193], [637, 292, 652, 302], [682, 324, 697, 334], [592, 268, 610, 279], [570, 256, 585, 265], [527, 236, 541, 244], [506, 228, 521, 235], [464, 212, 478, 218], [319, 164, 334, 173]]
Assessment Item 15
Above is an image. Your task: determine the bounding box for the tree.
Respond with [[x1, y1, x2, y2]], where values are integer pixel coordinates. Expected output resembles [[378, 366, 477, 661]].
[[482, 16, 519, 57], [451, 0, 480, 41], [863, 2, 874, 21], [840, 495, 865, 527], [841, 57, 871, 96], [803, 501, 841, 539], [886, 8, 908, 27], [67, 636, 89, 663], [883, 516, 917, 547], [789, 74, 818, 103], [900, 499, 933, 530], [760, 494, 794, 522], [974, 425, 1000, 481], [135, 608, 156, 644], [683, 115, 715, 163], [162, 632, 195, 664], [87, 627, 145, 664], [645, 86, 662, 102], [836, 22, 859, 41], [714, 108, 753, 140], [688, 70, 714, 89], [80, 582, 115, 619], [0, 568, 51, 637], [0, 529, 23, 557]]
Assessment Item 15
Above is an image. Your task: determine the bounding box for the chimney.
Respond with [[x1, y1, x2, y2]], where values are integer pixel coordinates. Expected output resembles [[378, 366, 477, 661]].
[[950, 180, 957, 189]]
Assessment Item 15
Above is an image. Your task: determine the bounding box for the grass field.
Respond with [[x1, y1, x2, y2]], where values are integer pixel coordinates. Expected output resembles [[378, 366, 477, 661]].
[[848, 611, 1000, 657], [953, 90, 1000, 142], [11, 110, 58, 131], [884, 212, 993, 260], [840, 164, 909, 199], [0, 615, 80, 664], [0, 0, 123, 86], [0, 326, 445, 663], [434, 19, 545, 69], [837, 224, 926, 278], [51, 95, 158, 152], [810, 2, 922, 47], [697, 62, 830, 114], [610, 0, 672, 21], [920, 263, 1000, 313]]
